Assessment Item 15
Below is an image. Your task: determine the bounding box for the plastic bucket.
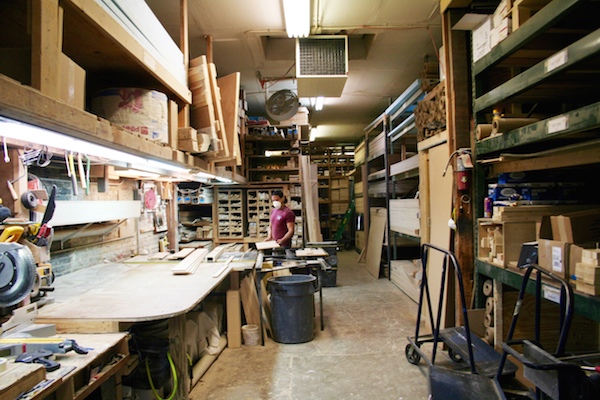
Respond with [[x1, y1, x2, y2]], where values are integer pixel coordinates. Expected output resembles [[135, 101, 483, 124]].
[[242, 324, 260, 346], [267, 275, 316, 344]]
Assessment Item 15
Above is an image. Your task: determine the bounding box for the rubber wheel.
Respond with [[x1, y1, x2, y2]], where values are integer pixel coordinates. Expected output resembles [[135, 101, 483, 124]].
[[448, 347, 462, 363], [405, 343, 421, 365]]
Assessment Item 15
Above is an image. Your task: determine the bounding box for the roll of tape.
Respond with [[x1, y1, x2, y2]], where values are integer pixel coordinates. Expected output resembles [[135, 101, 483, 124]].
[[0, 357, 7, 373]]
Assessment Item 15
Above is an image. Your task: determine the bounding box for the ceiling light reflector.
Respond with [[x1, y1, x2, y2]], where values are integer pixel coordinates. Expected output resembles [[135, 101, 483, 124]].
[[282, 0, 310, 38]]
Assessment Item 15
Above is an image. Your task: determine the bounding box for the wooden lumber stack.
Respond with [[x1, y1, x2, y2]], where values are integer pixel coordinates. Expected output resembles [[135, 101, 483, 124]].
[[575, 249, 600, 296], [368, 132, 386, 158], [420, 60, 440, 92], [389, 199, 420, 237], [215, 72, 242, 166], [354, 140, 366, 166], [171, 248, 209, 274], [414, 82, 446, 141], [189, 55, 227, 157]]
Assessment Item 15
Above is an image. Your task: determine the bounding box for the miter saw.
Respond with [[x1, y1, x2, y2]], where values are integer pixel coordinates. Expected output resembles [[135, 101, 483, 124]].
[[0, 242, 37, 308]]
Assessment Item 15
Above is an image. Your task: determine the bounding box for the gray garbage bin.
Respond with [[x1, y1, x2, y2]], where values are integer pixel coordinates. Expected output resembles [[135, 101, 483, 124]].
[[267, 275, 316, 344]]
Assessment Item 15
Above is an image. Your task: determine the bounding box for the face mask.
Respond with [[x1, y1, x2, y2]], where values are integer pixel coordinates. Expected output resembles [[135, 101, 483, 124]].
[[273, 201, 282, 209]]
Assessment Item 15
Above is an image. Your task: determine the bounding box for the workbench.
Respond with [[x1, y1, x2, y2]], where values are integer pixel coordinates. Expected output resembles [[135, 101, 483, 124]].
[[34, 259, 235, 400], [0, 333, 130, 400]]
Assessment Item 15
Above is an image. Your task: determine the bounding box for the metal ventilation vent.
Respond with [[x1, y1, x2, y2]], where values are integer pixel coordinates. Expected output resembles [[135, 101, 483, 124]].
[[296, 35, 348, 98], [298, 38, 347, 76]]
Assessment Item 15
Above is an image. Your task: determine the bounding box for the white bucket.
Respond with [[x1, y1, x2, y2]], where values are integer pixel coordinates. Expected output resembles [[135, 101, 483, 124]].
[[241, 324, 260, 346]]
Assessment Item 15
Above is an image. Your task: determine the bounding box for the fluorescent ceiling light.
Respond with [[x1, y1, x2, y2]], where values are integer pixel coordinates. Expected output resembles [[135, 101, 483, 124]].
[[309, 127, 317, 142], [282, 0, 310, 38], [0, 117, 189, 176], [215, 177, 233, 184], [315, 96, 324, 111], [114, 169, 161, 179]]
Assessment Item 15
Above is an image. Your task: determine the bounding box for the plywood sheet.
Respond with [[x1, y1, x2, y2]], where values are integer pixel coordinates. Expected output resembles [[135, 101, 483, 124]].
[[365, 208, 387, 278], [255, 241, 280, 251], [423, 140, 453, 327], [216, 72, 242, 165]]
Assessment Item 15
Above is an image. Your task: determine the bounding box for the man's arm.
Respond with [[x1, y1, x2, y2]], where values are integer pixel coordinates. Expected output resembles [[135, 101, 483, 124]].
[[277, 221, 295, 245]]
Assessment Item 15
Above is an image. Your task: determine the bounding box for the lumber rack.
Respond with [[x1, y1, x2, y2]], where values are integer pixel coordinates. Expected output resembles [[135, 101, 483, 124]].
[[254, 250, 330, 345]]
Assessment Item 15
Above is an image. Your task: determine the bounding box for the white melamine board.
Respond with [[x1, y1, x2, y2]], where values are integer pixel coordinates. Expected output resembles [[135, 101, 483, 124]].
[[36, 258, 232, 322], [52, 201, 141, 226]]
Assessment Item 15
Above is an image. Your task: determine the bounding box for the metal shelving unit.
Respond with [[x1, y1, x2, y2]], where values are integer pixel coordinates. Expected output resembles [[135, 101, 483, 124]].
[[472, 0, 600, 320]]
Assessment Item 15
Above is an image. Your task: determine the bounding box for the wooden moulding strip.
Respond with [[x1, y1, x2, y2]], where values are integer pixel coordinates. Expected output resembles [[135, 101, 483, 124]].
[[166, 247, 195, 260], [171, 248, 209, 274], [206, 245, 228, 262], [31, 319, 121, 333]]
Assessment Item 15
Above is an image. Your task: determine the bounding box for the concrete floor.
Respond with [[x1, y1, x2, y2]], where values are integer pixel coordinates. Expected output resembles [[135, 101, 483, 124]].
[[190, 250, 430, 400]]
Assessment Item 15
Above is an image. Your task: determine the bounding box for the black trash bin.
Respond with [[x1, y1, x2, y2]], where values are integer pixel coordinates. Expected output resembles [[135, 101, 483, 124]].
[[267, 275, 316, 344]]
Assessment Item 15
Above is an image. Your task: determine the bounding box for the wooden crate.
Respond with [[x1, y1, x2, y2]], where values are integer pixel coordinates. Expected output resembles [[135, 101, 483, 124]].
[[478, 218, 537, 268]]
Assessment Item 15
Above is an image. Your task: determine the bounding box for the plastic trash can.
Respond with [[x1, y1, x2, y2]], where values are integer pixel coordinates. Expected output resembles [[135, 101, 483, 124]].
[[267, 275, 316, 344]]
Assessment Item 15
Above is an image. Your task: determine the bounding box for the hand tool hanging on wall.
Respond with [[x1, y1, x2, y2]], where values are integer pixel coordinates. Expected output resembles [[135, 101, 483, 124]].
[[85, 155, 91, 196], [2, 136, 9, 163], [65, 150, 78, 196], [77, 153, 87, 189]]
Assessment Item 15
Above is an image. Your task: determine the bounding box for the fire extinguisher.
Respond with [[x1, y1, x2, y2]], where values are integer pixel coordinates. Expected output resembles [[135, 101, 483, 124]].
[[443, 148, 473, 191]]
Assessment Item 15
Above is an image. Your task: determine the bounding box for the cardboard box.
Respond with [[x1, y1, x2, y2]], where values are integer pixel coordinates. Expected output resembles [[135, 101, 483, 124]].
[[331, 189, 340, 201], [551, 209, 600, 244], [472, 16, 492, 62], [478, 218, 537, 268], [538, 239, 583, 279], [59, 53, 86, 109]]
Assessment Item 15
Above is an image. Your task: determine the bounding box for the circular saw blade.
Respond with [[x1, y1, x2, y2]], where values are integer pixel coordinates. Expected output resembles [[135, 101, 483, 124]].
[[0, 243, 36, 308]]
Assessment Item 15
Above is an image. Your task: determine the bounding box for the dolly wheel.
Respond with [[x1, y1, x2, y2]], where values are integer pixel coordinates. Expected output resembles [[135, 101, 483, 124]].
[[405, 343, 421, 365], [448, 347, 462, 363]]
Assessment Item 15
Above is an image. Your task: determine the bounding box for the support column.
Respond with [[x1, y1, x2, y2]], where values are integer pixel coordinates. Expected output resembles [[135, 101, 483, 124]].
[[31, 0, 61, 98]]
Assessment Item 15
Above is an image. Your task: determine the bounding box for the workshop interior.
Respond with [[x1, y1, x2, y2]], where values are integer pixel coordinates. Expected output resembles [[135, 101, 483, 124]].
[[1, 0, 600, 399]]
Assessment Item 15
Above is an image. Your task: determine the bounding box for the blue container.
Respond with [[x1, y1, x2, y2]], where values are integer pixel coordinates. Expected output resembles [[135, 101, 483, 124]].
[[267, 275, 316, 344]]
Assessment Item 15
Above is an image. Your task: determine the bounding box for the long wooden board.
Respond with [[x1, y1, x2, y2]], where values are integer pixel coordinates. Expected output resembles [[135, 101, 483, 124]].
[[365, 208, 387, 278], [215, 72, 242, 165], [171, 248, 209, 274]]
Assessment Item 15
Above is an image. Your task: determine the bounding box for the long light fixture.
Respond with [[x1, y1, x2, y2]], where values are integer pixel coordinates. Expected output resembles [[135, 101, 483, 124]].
[[315, 96, 324, 111], [282, 0, 310, 38], [0, 117, 190, 177], [309, 126, 317, 142]]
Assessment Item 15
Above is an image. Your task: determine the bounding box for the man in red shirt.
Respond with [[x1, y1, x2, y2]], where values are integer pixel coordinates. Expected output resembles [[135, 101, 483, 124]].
[[265, 190, 295, 247]]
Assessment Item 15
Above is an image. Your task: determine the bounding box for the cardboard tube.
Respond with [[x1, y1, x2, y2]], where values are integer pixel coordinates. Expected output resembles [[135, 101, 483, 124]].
[[483, 279, 493, 297], [476, 124, 493, 140], [485, 327, 495, 344], [484, 312, 494, 328], [486, 296, 494, 314], [492, 118, 539, 134], [191, 335, 227, 387]]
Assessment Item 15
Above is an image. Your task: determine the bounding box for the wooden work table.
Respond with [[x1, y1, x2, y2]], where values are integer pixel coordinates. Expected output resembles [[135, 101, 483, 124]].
[[36, 260, 234, 329], [34, 258, 237, 400], [0, 333, 130, 400]]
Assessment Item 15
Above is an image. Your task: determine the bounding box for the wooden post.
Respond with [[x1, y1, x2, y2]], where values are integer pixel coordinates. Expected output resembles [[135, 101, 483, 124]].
[[166, 183, 179, 252], [206, 35, 213, 64], [443, 10, 474, 323], [31, 0, 61, 98], [178, 0, 190, 129]]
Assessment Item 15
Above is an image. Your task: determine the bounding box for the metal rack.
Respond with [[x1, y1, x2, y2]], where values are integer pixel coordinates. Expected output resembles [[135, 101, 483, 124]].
[[472, 0, 600, 322]]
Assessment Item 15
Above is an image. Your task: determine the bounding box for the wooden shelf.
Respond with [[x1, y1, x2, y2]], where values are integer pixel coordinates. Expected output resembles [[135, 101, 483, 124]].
[[244, 136, 297, 142], [248, 168, 299, 172]]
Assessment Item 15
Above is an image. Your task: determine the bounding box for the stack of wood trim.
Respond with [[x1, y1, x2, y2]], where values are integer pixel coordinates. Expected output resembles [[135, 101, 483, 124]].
[[354, 141, 366, 166], [368, 132, 386, 158], [575, 249, 600, 296], [189, 55, 227, 157], [171, 248, 209, 274], [389, 199, 420, 237], [420, 61, 440, 92], [390, 260, 422, 303], [367, 179, 417, 196], [215, 72, 242, 166], [414, 82, 446, 141], [390, 155, 419, 176]]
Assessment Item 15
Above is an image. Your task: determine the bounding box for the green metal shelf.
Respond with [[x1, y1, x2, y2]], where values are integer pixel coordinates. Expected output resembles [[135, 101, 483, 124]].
[[474, 26, 600, 113], [473, 0, 584, 76], [475, 100, 600, 156], [476, 260, 600, 323]]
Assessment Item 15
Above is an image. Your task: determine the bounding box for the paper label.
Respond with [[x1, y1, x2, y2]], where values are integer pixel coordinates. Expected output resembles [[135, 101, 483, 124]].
[[543, 285, 561, 304], [552, 246, 563, 273], [546, 50, 568, 73], [547, 116, 568, 134]]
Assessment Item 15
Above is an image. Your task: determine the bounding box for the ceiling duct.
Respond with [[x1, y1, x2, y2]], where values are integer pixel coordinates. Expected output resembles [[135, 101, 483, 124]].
[[296, 35, 348, 97]]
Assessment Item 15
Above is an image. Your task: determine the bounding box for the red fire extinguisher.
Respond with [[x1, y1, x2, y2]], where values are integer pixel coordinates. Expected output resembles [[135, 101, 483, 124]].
[[443, 149, 473, 191]]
